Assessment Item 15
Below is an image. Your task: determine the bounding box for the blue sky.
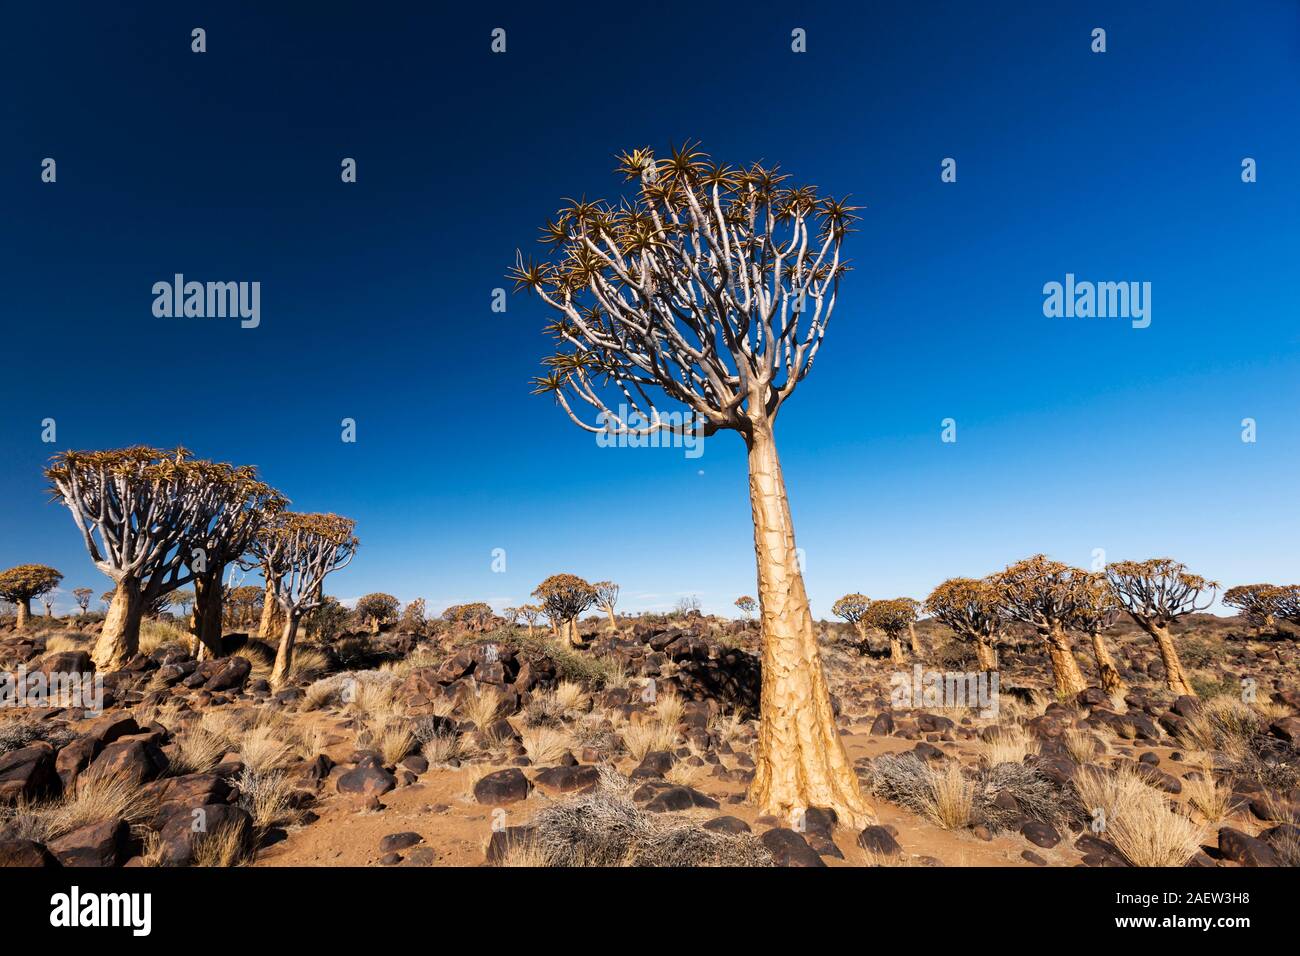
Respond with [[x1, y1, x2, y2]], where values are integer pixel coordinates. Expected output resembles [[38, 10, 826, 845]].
[[2, 2, 1297, 618]]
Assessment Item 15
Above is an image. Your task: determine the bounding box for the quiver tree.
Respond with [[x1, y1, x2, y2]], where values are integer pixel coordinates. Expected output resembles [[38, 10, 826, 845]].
[[188, 467, 285, 660], [517, 604, 543, 638], [398, 598, 428, 635], [72, 587, 94, 615], [511, 142, 869, 825], [169, 589, 195, 621], [1068, 573, 1126, 693], [735, 595, 757, 627], [46, 446, 245, 669], [258, 513, 358, 687], [442, 602, 495, 632], [864, 598, 918, 664], [593, 581, 621, 631], [355, 593, 400, 633], [1222, 584, 1286, 636], [924, 578, 1002, 672], [0, 565, 63, 629], [992, 556, 1089, 698], [532, 574, 597, 647], [831, 593, 872, 652], [1277, 586, 1300, 628], [1106, 559, 1217, 697], [225, 584, 263, 628]]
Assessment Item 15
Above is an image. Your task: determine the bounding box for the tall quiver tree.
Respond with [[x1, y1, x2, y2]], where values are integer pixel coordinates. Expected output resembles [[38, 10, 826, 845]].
[[190, 468, 285, 660], [511, 142, 869, 826], [924, 578, 1002, 672], [1106, 559, 1216, 697], [593, 581, 620, 632], [0, 565, 63, 629], [992, 556, 1089, 698], [259, 513, 358, 687], [46, 447, 232, 669], [1068, 572, 1125, 693]]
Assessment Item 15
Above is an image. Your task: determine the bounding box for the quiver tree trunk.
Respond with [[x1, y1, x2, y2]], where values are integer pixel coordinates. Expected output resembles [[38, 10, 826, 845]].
[[973, 637, 998, 672], [15, 600, 31, 630], [1088, 629, 1125, 693], [605, 607, 618, 632], [1145, 623, 1195, 696], [908, 621, 922, 656], [257, 582, 278, 640], [193, 570, 225, 661], [93, 577, 144, 671], [745, 421, 871, 829], [1042, 623, 1088, 698], [889, 635, 906, 664], [852, 622, 870, 654], [270, 612, 301, 687], [567, 617, 582, 647]]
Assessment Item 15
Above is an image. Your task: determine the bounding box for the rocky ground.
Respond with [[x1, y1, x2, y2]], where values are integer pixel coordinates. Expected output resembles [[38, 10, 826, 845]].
[[1, 611, 1296, 868]]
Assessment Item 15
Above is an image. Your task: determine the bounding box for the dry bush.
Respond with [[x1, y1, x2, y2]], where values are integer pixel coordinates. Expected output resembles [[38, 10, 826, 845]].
[[169, 727, 229, 775], [23, 764, 160, 842], [462, 686, 503, 729], [239, 724, 293, 775], [522, 769, 772, 867], [286, 647, 330, 684], [654, 690, 685, 730], [375, 723, 416, 764], [866, 754, 972, 830], [236, 767, 298, 834], [979, 725, 1039, 766], [138, 618, 194, 656], [1184, 770, 1232, 824], [1062, 728, 1105, 765], [620, 720, 677, 762], [43, 634, 89, 654], [303, 670, 397, 712], [517, 724, 572, 765], [421, 730, 461, 767], [192, 817, 251, 867], [976, 761, 1079, 830], [1074, 765, 1206, 866]]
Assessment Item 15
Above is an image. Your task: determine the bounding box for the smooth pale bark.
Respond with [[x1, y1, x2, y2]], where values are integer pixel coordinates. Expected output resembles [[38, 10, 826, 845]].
[[889, 636, 906, 664], [270, 613, 301, 687], [567, 618, 582, 647], [908, 621, 922, 656], [1088, 629, 1125, 693], [1145, 623, 1195, 696], [604, 607, 618, 631], [193, 570, 225, 661], [93, 578, 143, 670], [852, 621, 870, 654], [15, 600, 31, 630], [745, 422, 871, 828], [1042, 622, 1088, 697], [257, 582, 278, 640], [974, 637, 998, 672]]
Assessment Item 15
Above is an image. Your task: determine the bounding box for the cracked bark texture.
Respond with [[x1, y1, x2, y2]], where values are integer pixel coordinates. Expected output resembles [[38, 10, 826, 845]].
[[745, 422, 871, 829]]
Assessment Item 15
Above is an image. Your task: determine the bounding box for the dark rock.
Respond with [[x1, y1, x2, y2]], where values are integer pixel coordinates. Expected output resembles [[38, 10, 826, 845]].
[[87, 738, 168, 785], [0, 743, 59, 805], [702, 815, 751, 834], [532, 765, 599, 795], [1020, 820, 1061, 849], [869, 712, 895, 736], [47, 818, 129, 867], [379, 831, 423, 853], [484, 825, 536, 864], [760, 828, 825, 867], [1218, 827, 1278, 867], [0, 838, 59, 867], [473, 768, 531, 805], [644, 785, 719, 812], [336, 765, 397, 798], [857, 824, 902, 857], [158, 804, 252, 866], [204, 657, 251, 692]]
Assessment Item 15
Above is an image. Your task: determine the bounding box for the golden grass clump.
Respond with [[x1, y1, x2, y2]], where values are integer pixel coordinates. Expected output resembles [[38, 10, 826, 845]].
[[1074, 765, 1206, 866]]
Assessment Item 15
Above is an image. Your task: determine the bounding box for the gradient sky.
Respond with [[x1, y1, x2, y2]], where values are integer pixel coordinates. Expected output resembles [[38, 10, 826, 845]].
[[2, 2, 1297, 618]]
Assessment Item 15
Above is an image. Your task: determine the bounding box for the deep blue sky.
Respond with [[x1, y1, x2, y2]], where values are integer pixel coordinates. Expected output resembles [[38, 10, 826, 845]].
[[2, 2, 1297, 617]]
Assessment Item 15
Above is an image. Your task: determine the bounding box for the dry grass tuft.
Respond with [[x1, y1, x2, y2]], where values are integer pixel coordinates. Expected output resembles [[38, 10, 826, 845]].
[[1074, 765, 1206, 866], [619, 720, 677, 762], [979, 725, 1039, 766], [517, 724, 572, 766]]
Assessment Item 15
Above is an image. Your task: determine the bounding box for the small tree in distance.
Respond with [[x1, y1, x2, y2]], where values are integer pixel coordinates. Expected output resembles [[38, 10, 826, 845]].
[[1067, 572, 1126, 693], [355, 593, 400, 633], [1106, 558, 1216, 697], [831, 593, 871, 652], [735, 595, 757, 628], [1222, 584, 1286, 636], [533, 574, 596, 647], [863, 598, 917, 664], [924, 577, 1002, 672], [0, 565, 63, 630], [259, 513, 358, 687], [72, 587, 94, 615], [992, 555, 1089, 698], [593, 581, 620, 632]]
